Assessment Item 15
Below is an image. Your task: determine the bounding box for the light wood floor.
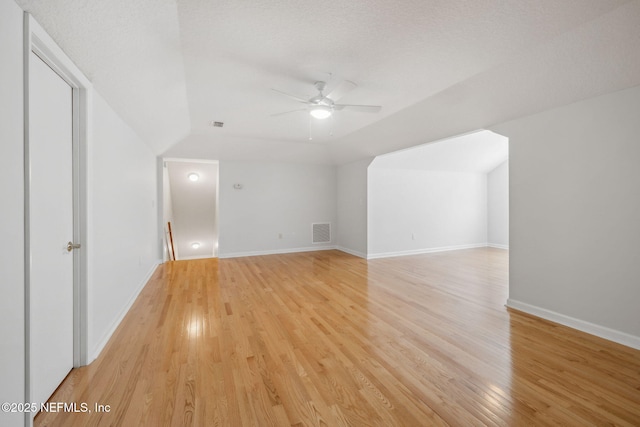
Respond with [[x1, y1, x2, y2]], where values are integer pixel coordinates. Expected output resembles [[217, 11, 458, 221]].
[[36, 248, 640, 426]]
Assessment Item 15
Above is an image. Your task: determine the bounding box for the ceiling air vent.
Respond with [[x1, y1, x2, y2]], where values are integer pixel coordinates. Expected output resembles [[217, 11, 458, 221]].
[[312, 223, 331, 244], [209, 120, 224, 127]]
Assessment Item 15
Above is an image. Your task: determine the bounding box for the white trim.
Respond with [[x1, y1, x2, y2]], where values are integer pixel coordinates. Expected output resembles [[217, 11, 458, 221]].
[[28, 17, 91, 88], [366, 243, 487, 260], [177, 254, 219, 260], [336, 246, 368, 259], [488, 243, 509, 250], [507, 299, 640, 351], [22, 15, 32, 427], [219, 246, 337, 259], [89, 262, 161, 361]]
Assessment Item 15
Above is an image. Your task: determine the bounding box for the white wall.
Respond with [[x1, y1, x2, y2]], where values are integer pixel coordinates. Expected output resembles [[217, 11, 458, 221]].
[[0, 1, 26, 425], [493, 84, 640, 347], [336, 158, 372, 258], [487, 161, 509, 248], [1, 8, 161, 424], [368, 168, 488, 258], [88, 91, 160, 359], [218, 162, 336, 257]]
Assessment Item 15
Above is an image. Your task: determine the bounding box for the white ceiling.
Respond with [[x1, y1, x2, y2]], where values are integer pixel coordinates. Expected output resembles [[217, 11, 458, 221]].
[[371, 130, 508, 173], [16, 0, 640, 165], [166, 161, 218, 260]]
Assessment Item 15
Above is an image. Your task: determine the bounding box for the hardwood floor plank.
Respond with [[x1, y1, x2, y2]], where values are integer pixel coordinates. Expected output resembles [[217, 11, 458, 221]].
[[35, 249, 640, 426]]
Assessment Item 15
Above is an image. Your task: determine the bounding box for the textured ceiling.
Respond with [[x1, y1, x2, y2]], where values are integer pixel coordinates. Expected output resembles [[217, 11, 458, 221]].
[[16, 0, 640, 164], [17, 0, 191, 154]]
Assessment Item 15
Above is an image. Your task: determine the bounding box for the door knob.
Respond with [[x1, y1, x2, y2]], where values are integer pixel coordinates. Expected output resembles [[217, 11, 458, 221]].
[[67, 241, 81, 252]]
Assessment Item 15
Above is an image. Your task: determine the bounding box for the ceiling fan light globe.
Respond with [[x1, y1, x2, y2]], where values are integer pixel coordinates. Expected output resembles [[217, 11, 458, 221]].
[[310, 105, 332, 119]]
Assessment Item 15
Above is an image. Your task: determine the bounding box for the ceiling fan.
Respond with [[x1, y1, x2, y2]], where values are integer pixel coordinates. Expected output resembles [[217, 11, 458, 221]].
[[271, 80, 382, 119]]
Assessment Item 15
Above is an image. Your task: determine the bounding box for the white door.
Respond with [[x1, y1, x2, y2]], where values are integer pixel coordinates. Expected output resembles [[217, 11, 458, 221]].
[[29, 51, 75, 407]]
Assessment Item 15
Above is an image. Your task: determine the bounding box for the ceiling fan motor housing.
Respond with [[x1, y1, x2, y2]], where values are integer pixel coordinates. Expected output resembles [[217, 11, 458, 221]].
[[314, 81, 327, 93]]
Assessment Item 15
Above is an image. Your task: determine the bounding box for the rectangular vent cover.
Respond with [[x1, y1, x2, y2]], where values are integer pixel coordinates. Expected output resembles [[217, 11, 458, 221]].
[[312, 223, 331, 244]]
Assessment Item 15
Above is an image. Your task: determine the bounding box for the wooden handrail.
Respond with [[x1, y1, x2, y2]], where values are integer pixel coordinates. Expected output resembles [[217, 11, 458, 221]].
[[167, 221, 176, 261]]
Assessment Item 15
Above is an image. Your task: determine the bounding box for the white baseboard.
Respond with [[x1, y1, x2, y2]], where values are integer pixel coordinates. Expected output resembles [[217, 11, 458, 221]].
[[177, 254, 217, 260], [336, 246, 367, 259], [488, 243, 509, 250], [367, 243, 487, 260], [507, 299, 640, 350], [89, 261, 161, 361], [219, 245, 337, 259]]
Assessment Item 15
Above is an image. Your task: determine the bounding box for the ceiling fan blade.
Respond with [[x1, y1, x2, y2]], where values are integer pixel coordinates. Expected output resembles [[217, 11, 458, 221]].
[[271, 88, 309, 103], [270, 108, 307, 117], [334, 104, 382, 113], [326, 80, 357, 101]]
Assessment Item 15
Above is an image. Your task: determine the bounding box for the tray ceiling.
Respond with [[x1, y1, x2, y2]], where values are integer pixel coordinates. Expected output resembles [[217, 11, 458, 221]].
[[16, 0, 640, 164]]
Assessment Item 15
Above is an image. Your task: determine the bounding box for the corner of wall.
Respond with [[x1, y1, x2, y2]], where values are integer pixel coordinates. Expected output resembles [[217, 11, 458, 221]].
[[89, 261, 161, 361], [507, 299, 640, 351]]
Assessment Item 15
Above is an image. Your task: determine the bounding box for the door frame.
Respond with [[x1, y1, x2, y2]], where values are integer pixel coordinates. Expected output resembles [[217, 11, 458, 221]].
[[160, 158, 220, 261], [23, 13, 91, 425]]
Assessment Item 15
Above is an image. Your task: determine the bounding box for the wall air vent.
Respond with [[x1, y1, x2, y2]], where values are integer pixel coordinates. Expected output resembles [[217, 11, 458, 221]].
[[209, 120, 224, 127], [312, 223, 331, 244]]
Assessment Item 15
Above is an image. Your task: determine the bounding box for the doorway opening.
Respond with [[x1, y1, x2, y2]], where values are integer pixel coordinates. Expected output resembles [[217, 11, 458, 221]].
[[24, 13, 91, 424], [366, 129, 509, 257], [162, 159, 219, 260]]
